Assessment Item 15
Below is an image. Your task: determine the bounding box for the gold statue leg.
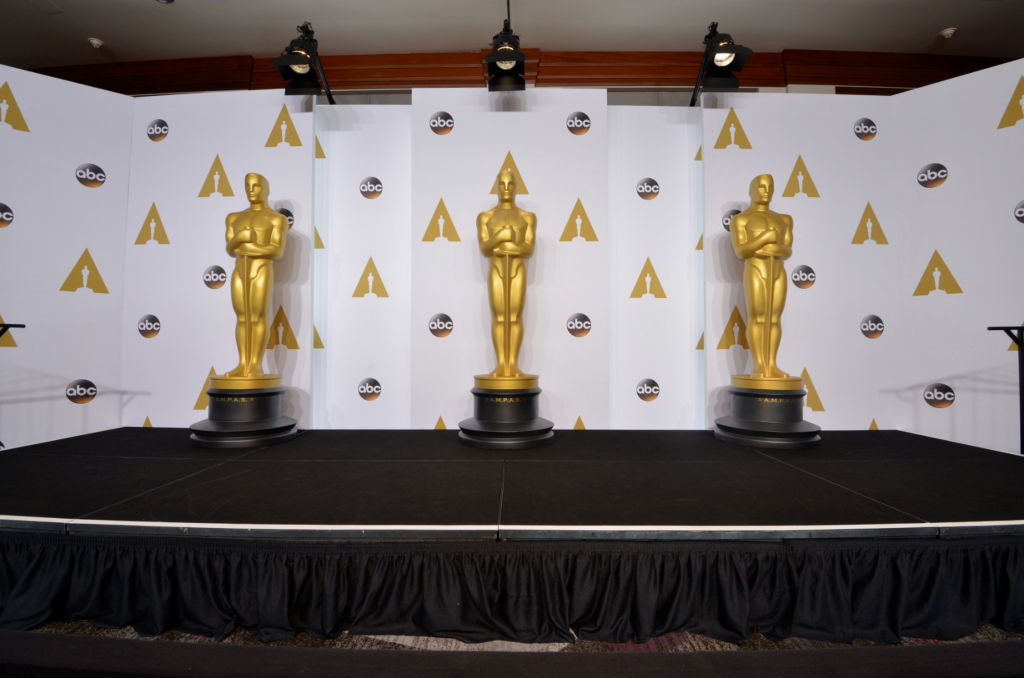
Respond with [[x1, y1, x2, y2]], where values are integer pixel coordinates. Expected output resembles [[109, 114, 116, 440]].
[[745, 263, 769, 378], [507, 257, 525, 377], [488, 256, 526, 378], [227, 261, 249, 377], [245, 261, 271, 377], [489, 262, 508, 376], [767, 264, 788, 378]]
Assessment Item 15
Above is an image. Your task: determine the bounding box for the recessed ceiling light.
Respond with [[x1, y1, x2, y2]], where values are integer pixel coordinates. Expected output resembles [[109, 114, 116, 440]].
[[155, 0, 175, 4], [939, 27, 957, 39], [87, 37, 104, 49]]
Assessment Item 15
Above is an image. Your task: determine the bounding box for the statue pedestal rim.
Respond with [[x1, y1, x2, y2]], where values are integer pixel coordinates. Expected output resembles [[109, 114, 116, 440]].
[[474, 373, 538, 390], [211, 374, 282, 390], [731, 374, 803, 391]]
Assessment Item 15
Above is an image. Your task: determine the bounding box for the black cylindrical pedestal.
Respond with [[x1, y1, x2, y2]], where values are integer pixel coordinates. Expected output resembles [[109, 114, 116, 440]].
[[190, 387, 298, 448], [459, 387, 554, 450], [714, 386, 821, 449]]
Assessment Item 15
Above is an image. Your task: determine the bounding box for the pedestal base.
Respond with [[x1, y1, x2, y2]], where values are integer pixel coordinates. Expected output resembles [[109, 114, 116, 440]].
[[459, 387, 554, 450], [190, 387, 298, 449], [714, 386, 821, 449]]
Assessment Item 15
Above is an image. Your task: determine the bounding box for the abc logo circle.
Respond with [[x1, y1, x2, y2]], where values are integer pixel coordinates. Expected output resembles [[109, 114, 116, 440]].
[[566, 313, 592, 337], [636, 378, 661, 402], [853, 118, 878, 140], [277, 207, 295, 228], [923, 383, 955, 408], [147, 119, 169, 141], [203, 265, 227, 289], [0, 202, 13, 228], [566, 111, 591, 135], [722, 209, 740, 232], [1013, 200, 1024, 224], [429, 111, 454, 135], [791, 265, 816, 289], [860, 314, 885, 339], [428, 313, 454, 337], [66, 379, 98, 404], [917, 163, 948, 188], [360, 177, 383, 199], [358, 378, 382, 401], [636, 177, 660, 200], [137, 314, 161, 338], [75, 163, 107, 188]]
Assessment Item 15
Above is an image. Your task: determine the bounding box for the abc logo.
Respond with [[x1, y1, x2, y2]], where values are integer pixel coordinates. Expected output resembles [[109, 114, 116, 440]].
[[358, 377, 382, 401], [860, 314, 885, 339], [428, 313, 454, 337], [0, 202, 13, 228], [360, 177, 383, 199], [636, 378, 661, 402], [566, 111, 591, 135], [636, 177, 660, 200], [203, 265, 227, 289], [137, 314, 161, 338], [429, 111, 454, 135], [853, 118, 878, 140], [791, 265, 816, 289], [566, 313, 592, 337], [917, 163, 948, 188], [147, 119, 169, 141], [722, 209, 740, 232], [923, 382, 955, 408], [277, 207, 295, 228], [1014, 200, 1024, 224], [75, 163, 107, 188], [66, 379, 98, 404]]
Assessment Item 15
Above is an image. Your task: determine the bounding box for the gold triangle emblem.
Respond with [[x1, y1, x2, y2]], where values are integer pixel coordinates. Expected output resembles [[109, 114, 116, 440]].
[[313, 325, 325, 349], [716, 307, 749, 349], [696, 332, 705, 350], [695, 233, 704, 251], [353, 257, 389, 298], [913, 250, 963, 296], [997, 76, 1024, 129], [265, 105, 302, 147], [851, 202, 888, 244], [313, 227, 326, 249], [573, 416, 586, 430], [194, 367, 216, 410], [60, 249, 109, 293], [489, 151, 529, 194], [629, 257, 667, 298], [713, 108, 752, 149], [315, 135, 327, 158], [422, 198, 461, 241], [801, 367, 824, 411], [694, 145, 703, 161], [267, 306, 300, 349], [0, 314, 17, 347], [134, 203, 170, 245], [143, 416, 153, 428], [198, 155, 234, 197], [868, 418, 880, 430], [1010, 323, 1022, 352], [782, 155, 820, 197], [0, 82, 30, 132], [559, 198, 598, 242], [434, 416, 447, 430]]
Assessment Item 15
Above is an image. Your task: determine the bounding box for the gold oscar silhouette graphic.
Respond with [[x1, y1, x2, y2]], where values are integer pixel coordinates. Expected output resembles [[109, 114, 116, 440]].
[[459, 168, 553, 449], [191, 173, 297, 448], [714, 174, 820, 448]]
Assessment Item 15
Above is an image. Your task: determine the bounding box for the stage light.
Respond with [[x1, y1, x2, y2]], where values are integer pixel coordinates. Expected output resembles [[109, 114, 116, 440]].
[[271, 21, 336, 104], [485, 0, 525, 92], [689, 22, 753, 106]]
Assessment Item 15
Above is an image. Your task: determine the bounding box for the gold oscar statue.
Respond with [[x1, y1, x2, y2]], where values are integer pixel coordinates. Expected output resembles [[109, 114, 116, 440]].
[[715, 173, 819, 448], [459, 167, 552, 449], [730, 174, 802, 390], [475, 168, 538, 390], [212, 173, 288, 390]]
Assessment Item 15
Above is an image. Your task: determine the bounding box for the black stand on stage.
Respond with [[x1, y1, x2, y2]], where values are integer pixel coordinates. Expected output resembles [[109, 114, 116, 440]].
[[190, 385, 297, 448], [459, 387, 554, 450], [715, 385, 821, 449], [989, 325, 1024, 454]]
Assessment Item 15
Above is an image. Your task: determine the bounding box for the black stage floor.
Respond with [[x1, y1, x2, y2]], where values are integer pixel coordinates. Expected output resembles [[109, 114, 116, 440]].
[[1, 427, 1023, 541]]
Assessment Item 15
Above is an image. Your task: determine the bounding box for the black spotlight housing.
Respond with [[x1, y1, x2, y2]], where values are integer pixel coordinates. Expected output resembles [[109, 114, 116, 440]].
[[272, 21, 336, 104], [486, 3, 526, 91], [689, 22, 753, 106]]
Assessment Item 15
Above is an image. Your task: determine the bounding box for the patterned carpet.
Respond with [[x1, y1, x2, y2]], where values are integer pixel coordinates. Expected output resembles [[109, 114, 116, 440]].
[[31, 621, 1024, 654]]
